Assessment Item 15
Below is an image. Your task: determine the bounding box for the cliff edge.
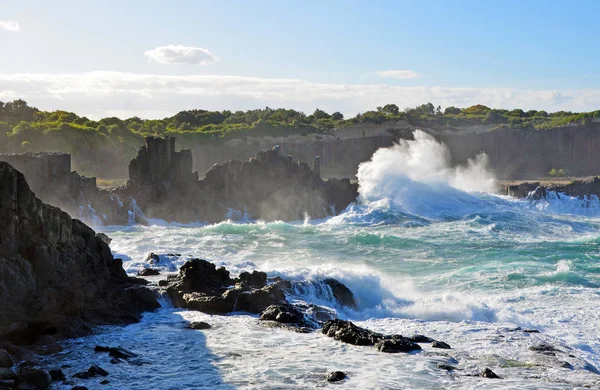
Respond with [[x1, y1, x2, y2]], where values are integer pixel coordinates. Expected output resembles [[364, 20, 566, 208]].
[[0, 161, 159, 344]]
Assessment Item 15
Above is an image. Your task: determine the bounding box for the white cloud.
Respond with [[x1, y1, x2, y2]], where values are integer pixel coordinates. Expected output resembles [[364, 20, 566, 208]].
[[375, 70, 420, 79], [0, 71, 599, 119], [0, 20, 19, 32], [144, 45, 219, 65]]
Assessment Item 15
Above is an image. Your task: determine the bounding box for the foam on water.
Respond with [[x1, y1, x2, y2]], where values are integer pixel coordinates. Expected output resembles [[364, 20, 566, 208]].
[[47, 131, 600, 388]]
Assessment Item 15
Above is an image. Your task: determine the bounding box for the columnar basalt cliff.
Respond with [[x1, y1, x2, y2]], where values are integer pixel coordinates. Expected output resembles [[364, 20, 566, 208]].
[[115, 137, 358, 223], [0, 162, 159, 343]]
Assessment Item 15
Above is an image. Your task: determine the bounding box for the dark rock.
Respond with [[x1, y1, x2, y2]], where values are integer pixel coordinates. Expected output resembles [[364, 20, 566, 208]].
[[73, 371, 93, 380], [322, 320, 384, 346], [94, 346, 111, 353], [375, 337, 421, 353], [326, 371, 347, 382], [480, 368, 501, 379], [108, 347, 138, 360], [560, 362, 574, 369], [48, 369, 65, 381], [87, 365, 109, 377], [259, 304, 305, 325], [109, 358, 122, 365], [100, 379, 110, 385], [523, 329, 540, 333], [0, 350, 12, 368], [188, 321, 212, 330], [237, 271, 267, 288], [71, 387, 88, 390], [530, 343, 557, 352], [324, 278, 357, 309], [225, 285, 287, 313], [0, 368, 15, 380], [137, 268, 161, 277], [432, 341, 452, 350], [0, 162, 159, 343], [410, 334, 435, 343], [96, 233, 112, 245], [145, 253, 160, 264], [14, 368, 52, 389], [0, 379, 14, 389], [436, 364, 457, 371]]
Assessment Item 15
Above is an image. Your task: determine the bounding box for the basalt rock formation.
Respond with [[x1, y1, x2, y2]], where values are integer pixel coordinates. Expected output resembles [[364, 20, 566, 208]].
[[0, 161, 159, 345], [504, 177, 600, 200], [159, 259, 357, 328], [115, 137, 358, 223]]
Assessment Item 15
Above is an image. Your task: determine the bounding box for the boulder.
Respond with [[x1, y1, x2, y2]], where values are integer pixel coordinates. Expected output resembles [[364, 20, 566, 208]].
[[14, 368, 52, 389], [188, 322, 212, 330], [0, 350, 12, 368], [322, 320, 383, 346], [480, 368, 501, 379], [236, 271, 267, 289], [375, 337, 421, 353], [326, 371, 347, 382], [137, 268, 161, 277], [48, 369, 65, 381], [324, 278, 357, 309], [431, 341, 451, 350], [259, 304, 306, 325], [96, 233, 112, 245]]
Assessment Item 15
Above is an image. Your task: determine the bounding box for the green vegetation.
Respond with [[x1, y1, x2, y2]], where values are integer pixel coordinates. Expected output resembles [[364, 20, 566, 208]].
[[548, 168, 569, 177], [1, 99, 599, 177]]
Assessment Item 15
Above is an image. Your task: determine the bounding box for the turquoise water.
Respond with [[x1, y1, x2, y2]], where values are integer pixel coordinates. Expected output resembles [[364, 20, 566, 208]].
[[47, 132, 600, 388]]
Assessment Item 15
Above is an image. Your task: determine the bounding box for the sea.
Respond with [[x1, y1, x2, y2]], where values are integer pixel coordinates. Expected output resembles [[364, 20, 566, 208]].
[[45, 131, 600, 389]]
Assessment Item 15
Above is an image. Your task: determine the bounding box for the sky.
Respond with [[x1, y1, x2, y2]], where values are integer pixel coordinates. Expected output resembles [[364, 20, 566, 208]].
[[1, 0, 600, 119]]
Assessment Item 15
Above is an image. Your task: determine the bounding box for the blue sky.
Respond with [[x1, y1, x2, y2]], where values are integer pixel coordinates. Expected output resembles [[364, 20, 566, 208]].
[[1, 0, 600, 118]]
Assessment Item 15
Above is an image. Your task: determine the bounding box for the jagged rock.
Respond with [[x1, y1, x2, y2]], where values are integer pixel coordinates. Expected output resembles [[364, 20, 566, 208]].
[[137, 268, 160, 276], [326, 371, 347, 382], [375, 337, 421, 353], [432, 341, 452, 349], [436, 364, 457, 371], [96, 233, 112, 245], [236, 271, 267, 288], [145, 253, 160, 264], [259, 304, 306, 325], [410, 335, 435, 343], [48, 369, 65, 381], [322, 319, 384, 346], [480, 368, 501, 379], [0, 350, 12, 368], [0, 368, 15, 380], [324, 278, 357, 309], [14, 368, 52, 389], [0, 162, 159, 343], [107, 347, 137, 360], [530, 343, 558, 352], [188, 322, 212, 330]]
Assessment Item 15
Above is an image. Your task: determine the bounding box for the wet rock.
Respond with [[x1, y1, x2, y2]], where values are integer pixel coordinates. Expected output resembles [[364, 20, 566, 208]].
[[96, 233, 112, 245], [109, 358, 122, 365], [108, 347, 138, 360], [322, 320, 383, 346], [0, 368, 15, 380], [259, 304, 305, 325], [14, 368, 52, 389], [324, 278, 357, 309], [100, 379, 110, 385], [530, 343, 557, 352], [236, 271, 267, 288], [432, 341, 452, 350], [71, 387, 88, 390], [560, 362, 574, 370], [87, 365, 109, 377], [0, 350, 12, 368], [0, 162, 159, 342], [145, 253, 160, 264], [480, 368, 501, 379], [523, 329, 540, 333], [225, 285, 286, 313], [94, 346, 111, 353], [48, 369, 65, 381], [188, 321, 212, 330], [410, 334, 435, 343], [137, 268, 161, 277], [326, 371, 347, 382], [375, 337, 421, 353], [436, 364, 457, 371]]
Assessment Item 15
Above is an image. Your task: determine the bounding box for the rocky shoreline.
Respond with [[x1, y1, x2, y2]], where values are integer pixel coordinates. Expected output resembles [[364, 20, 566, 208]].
[[503, 177, 600, 200]]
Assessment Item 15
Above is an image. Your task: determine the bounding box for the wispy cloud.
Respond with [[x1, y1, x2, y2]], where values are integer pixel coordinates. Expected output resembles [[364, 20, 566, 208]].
[[0, 20, 20, 32], [0, 71, 598, 119], [375, 70, 420, 79], [144, 45, 219, 65]]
